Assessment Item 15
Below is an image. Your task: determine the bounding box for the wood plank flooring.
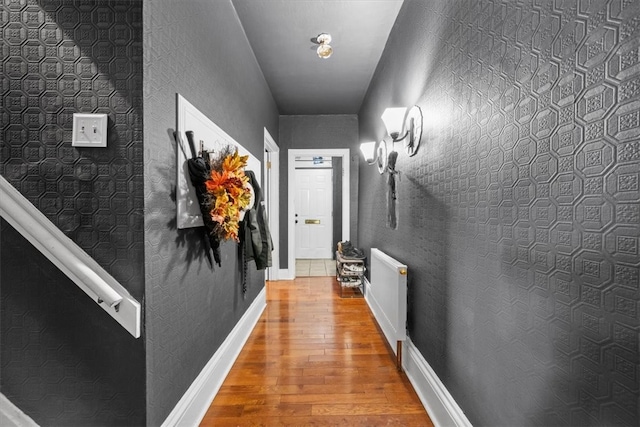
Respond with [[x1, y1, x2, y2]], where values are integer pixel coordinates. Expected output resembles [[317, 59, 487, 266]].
[[200, 276, 433, 426]]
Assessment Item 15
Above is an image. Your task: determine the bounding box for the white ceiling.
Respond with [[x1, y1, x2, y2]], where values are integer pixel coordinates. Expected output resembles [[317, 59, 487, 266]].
[[232, 0, 404, 115]]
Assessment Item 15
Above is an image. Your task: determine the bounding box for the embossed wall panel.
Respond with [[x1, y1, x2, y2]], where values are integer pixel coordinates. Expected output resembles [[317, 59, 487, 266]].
[[358, 0, 639, 425], [0, 1, 145, 425], [143, 0, 279, 425], [1, 0, 144, 297], [0, 220, 146, 426]]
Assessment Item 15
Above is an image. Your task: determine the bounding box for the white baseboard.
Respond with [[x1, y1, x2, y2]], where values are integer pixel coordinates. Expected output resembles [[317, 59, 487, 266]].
[[0, 393, 38, 427], [364, 276, 470, 426], [278, 268, 294, 280], [162, 287, 266, 427], [403, 339, 473, 427]]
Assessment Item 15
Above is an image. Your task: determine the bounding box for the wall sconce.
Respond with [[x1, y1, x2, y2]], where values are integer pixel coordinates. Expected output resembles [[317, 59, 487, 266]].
[[381, 105, 423, 156], [360, 140, 388, 174], [360, 141, 377, 164]]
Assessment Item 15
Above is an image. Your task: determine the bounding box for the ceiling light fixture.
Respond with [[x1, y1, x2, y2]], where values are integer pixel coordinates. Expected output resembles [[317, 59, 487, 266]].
[[315, 33, 333, 59]]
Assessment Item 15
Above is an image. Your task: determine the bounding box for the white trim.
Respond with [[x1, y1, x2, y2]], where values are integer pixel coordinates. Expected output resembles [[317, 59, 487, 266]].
[[364, 276, 372, 295], [0, 393, 38, 427], [403, 338, 473, 427], [263, 127, 280, 281], [161, 287, 267, 427], [287, 149, 350, 279], [0, 176, 141, 338], [278, 268, 294, 281]]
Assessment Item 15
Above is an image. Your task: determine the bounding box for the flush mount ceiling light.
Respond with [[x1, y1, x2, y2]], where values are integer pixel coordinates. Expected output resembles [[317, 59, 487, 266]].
[[315, 33, 333, 59]]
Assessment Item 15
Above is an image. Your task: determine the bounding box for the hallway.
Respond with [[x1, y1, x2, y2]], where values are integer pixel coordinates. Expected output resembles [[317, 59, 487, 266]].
[[200, 277, 433, 426]]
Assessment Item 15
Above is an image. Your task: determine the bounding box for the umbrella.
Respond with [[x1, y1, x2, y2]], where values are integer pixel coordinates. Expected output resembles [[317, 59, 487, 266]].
[[185, 130, 221, 267]]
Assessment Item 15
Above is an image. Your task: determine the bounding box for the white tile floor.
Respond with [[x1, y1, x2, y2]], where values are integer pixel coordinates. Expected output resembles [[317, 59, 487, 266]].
[[295, 259, 336, 277]]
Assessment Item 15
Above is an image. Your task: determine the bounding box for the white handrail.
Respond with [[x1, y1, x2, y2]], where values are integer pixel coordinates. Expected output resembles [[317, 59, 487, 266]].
[[0, 175, 141, 338]]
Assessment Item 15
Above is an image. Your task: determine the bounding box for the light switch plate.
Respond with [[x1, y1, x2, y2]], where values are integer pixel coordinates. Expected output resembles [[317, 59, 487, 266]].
[[72, 113, 108, 147]]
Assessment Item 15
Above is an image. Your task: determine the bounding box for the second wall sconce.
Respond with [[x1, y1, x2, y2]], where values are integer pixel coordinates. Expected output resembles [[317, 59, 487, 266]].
[[381, 105, 423, 157], [360, 139, 388, 174]]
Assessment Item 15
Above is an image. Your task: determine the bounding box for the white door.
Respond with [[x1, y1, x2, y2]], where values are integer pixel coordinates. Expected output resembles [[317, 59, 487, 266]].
[[294, 168, 333, 259]]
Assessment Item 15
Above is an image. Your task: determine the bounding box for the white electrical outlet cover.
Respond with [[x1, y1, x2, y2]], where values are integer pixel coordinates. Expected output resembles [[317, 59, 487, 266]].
[[72, 113, 108, 147]]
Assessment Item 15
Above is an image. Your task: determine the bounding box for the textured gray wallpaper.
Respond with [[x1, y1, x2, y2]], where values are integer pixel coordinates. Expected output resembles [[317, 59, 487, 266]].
[[1, 1, 145, 425], [143, 0, 279, 425], [1, 222, 146, 426], [2, 0, 144, 297], [358, 0, 639, 425], [279, 115, 359, 268]]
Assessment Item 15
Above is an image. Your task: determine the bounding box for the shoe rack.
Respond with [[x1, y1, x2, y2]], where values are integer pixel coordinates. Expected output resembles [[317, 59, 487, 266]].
[[335, 250, 365, 298]]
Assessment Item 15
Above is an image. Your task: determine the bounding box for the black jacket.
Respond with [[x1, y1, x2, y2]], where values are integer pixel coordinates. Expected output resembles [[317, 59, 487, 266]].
[[242, 170, 273, 270]]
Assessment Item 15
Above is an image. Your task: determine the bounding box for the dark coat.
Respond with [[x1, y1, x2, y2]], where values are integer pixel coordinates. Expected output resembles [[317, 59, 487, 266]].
[[242, 170, 273, 270]]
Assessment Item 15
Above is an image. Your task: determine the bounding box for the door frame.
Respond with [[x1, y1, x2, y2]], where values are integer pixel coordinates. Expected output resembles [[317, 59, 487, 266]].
[[264, 128, 279, 280], [288, 148, 350, 279]]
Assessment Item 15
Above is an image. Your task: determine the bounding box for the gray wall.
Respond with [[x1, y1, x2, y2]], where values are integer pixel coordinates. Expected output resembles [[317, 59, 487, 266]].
[[358, 0, 639, 426], [143, 0, 279, 425], [1, 1, 145, 425], [332, 156, 343, 258], [279, 115, 359, 268]]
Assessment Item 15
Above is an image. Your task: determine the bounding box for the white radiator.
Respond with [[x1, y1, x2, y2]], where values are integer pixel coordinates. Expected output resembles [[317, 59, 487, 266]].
[[365, 248, 407, 368]]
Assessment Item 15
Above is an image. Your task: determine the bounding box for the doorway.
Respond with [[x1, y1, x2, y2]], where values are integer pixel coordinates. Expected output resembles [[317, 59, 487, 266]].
[[263, 128, 279, 281], [288, 149, 350, 279]]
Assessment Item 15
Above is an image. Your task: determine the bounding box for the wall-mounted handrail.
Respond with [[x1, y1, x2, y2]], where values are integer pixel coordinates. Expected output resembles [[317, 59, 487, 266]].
[[0, 175, 141, 338]]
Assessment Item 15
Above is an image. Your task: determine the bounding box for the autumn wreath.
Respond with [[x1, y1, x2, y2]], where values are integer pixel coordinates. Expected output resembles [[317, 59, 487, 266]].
[[204, 147, 253, 242], [185, 130, 253, 267]]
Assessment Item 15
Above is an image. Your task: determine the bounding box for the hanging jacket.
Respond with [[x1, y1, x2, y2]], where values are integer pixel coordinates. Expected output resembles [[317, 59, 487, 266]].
[[243, 170, 273, 270], [387, 151, 398, 230]]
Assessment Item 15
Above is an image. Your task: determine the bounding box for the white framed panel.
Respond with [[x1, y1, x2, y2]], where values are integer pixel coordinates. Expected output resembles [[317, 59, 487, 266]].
[[176, 94, 260, 229]]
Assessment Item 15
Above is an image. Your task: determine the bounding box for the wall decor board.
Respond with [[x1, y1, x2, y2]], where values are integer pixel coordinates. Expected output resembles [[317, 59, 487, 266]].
[[176, 94, 260, 230]]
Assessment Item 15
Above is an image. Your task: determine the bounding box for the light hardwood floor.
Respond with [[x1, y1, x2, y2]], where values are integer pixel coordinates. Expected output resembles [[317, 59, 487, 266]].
[[200, 277, 433, 426]]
